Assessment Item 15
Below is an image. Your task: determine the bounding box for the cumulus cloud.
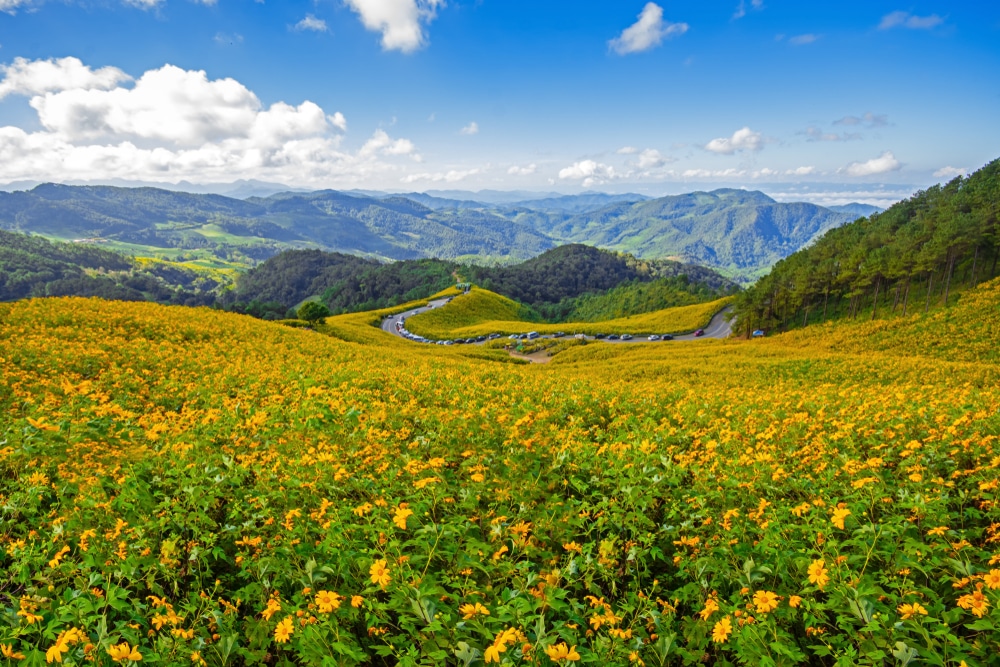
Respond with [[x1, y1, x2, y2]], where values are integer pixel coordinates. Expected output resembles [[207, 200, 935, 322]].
[[124, 0, 165, 8], [636, 148, 670, 169], [616, 146, 639, 155], [842, 151, 902, 177], [609, 3, 688, 55], [459, 121, 479, 136], [294, 14, 329, 32], [834, 112, 889, 127], [558, 159, 619, 188], [879, 11, 944, 30], [401, 168, 481, 184], [0, 58, 425, 188], [933, 166, 968, 179], [345, 0, 444, 53], [789, 33, 819, 45], [0, 57, 131, 99], [507, 164, 537, 176], [704, 126, 763, 154], [785, 166, 816, 176]]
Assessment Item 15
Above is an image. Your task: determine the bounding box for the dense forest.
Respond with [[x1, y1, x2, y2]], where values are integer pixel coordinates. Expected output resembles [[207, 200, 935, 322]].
[[0, 230, 222, 305], [732, 158, 1000, 335]]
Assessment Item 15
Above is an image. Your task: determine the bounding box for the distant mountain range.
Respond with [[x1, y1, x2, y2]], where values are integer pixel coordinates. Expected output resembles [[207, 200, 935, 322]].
[[0, 183, 881, 278]]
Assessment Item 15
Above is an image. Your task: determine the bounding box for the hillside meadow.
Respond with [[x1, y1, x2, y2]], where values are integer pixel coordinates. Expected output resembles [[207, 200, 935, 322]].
[[403, 288, 731, 339], [0, 280, 999, 665]]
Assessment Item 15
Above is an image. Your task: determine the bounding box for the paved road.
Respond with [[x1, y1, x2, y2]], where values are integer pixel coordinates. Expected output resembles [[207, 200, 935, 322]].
[[382, 298, 733, 345]]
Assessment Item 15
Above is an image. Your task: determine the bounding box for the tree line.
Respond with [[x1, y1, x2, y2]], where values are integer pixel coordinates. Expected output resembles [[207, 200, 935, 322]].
[[732, 158, 1000, 335]]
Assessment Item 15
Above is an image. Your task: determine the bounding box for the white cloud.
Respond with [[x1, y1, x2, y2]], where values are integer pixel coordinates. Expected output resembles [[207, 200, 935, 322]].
[[0, 57, 131, 100], [124, 0, 165, 8], [616, 146, 639, 154], [558, 159, 619, 188], [804, 126, 861, 142], [459, 121, 478, 136], [785, 166, 816, 176], [0, 58, 420, 188], [401, 168, 481, 184], [753, 167, 779, 178], [834, 112, 889, 127], [789, 33, 819, 45], [294, 14, 329, 32], [732, 0, 763, 20], [507, 164, 537, 176], [329, 112, 348, 132], [704, 126, 763, 154], [345, 0, 444, 53], [681, 168, 746, 178], [933, 166, 968, 179], [609, 2, 688, 55], [842, 151, 902, 177], [879, 11, 944, 30], [0, 0, 31, 14], [637, 148, 668, 169]]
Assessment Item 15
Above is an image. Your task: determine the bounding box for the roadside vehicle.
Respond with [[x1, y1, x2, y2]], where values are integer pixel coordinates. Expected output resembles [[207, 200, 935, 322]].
[[526, 331, 539, 340], [508, 334, 519, 340], [594, 333, 607, 339], [621, 334, 633, 341], [648, 335, 660, 341], [553, 331, 566, 338], [607, 334, 620, 340], [752, 329, 765, 338], [575, 333, 586, 339], [661, 334, 674, 340], [694, 329, 705, 337]]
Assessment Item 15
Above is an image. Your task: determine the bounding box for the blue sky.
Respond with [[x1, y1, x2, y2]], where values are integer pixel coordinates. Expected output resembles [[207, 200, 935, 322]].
[[0, 0, 997, 204]]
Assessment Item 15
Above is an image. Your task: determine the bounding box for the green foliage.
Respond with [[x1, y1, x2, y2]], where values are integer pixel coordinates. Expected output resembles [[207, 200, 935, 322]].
[[297, 301, 332, 322], [733, 157, 1000, 336], [552, 274, 734, 322], [0, 229, 221, 305]]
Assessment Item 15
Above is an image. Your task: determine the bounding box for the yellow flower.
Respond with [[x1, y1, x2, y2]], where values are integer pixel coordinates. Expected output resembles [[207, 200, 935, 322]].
[[274, 617, 294, 644], [698, 597, 719, 621], [831, 507, 851, 530], [2, 644, 26, 660], [459, 602, 490, 619], [788, 595, 802, 608], [897, 603, 928, 620], [807, 559, 829, 588], [107, 642, 142, 662], [315, 590, 343, 614], [190, 651, 207, 666], [752, 590, 780, 614], [711, 616, 733, 643], [351, 595, 364, 608], [369, 559, 391, 588], [545, 642, 580, 662], [983, 569, 1000, 590], [957, 587, 990, 618], [393, 506, 414, 530]]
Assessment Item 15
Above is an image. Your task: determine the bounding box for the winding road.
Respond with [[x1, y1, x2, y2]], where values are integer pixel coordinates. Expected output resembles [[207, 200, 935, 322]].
[[381, 297, 733, 346]]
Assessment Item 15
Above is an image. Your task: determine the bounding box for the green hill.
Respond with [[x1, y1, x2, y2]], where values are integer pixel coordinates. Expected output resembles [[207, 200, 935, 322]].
[[731, 157, 1000, 336]]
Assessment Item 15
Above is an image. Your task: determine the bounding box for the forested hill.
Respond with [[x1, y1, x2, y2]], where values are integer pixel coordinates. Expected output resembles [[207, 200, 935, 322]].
[[224, 244, 738, 320], [732, 158, 1000, 336]]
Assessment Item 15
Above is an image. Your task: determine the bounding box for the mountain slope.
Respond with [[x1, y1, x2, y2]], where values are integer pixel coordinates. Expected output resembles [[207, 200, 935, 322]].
[[544, 189, 851, 276]]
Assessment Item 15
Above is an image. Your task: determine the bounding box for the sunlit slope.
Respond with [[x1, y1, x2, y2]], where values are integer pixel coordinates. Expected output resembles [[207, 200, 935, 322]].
[[1, 295, 999, 665], [405, 286, 732, 338]]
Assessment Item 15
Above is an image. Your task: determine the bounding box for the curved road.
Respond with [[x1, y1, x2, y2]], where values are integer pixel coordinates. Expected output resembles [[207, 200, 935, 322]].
[[382, 298, 733, 345]]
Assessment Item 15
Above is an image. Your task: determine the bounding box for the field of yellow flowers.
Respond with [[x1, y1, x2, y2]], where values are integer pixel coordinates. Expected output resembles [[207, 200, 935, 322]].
[[1, 278, 999, 666]]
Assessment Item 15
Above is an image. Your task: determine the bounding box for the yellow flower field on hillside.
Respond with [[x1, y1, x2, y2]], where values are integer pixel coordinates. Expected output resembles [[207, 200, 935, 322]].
[[0, 279, 998, 665], [404, 287, 731, 339]]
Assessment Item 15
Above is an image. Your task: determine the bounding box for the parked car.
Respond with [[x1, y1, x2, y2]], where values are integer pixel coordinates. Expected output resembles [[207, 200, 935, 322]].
[[752, 329, 765, 338], [661, 334, 674, 341], [575, 333, 587, 339], [694, 329, 705, 337], [594, 333, 607, 339], [648, 335, 661, 341], [621, 334, 633, 341], [508, 334, 520, 340], [607, 334, 620, 340], [526, 331, 539, 340]]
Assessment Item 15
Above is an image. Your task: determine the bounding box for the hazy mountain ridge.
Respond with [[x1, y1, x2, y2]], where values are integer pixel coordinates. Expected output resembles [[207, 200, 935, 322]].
[[0, 183, 864, 276]]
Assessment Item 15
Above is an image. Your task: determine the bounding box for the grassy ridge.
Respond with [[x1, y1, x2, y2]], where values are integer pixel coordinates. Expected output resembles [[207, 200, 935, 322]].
[[1, 282, 998, 665], [405, 287, 732, 338]]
